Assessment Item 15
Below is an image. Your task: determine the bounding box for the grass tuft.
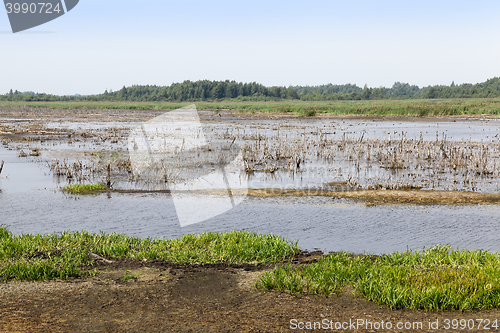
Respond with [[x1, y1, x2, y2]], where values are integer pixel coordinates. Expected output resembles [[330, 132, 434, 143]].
[[60, 183, 109, 195]]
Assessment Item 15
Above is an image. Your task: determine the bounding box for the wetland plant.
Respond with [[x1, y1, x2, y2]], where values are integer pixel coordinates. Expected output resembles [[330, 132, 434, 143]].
[[234, 127, 500, 193], [60, 183, 109, 194]]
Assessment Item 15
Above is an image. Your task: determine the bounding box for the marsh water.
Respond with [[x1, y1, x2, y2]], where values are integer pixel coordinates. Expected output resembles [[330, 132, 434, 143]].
[[1, 112, 500, 254]]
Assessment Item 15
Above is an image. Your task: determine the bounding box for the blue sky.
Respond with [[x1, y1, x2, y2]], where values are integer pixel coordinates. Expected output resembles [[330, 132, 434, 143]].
[[1, 0, 500, 95]]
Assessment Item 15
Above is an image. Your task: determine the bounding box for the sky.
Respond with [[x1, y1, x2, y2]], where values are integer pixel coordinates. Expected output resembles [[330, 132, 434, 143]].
[[1, 0, 500, 95]]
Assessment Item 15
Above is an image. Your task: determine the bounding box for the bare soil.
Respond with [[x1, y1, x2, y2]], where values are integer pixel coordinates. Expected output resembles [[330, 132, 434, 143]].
[[2, 256, 500, 333]]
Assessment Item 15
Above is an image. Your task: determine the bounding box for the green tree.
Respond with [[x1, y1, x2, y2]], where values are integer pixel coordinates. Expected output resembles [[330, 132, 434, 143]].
[[213, 83, 225, 99], [362, 84, 371, 100], [119, 86, 128, 100]]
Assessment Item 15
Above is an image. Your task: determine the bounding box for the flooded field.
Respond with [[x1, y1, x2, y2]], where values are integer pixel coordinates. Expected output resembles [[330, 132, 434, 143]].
[[1, 106, 500, 253]]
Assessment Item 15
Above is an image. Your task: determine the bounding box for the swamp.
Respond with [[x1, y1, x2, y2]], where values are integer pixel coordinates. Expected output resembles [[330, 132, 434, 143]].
[[2, 100, 500, 332], [1, 101, 500, 253]]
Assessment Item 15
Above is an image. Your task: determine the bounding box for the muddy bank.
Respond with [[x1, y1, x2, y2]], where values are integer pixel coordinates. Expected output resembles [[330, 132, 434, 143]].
[[59, 186, 500, 206], [147, 188, 500, 206], [247, 188, 500, 205], [1, 258, 500, 332]]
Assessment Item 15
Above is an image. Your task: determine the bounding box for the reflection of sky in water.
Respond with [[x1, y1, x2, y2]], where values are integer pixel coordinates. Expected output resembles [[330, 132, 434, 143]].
[[2, 145, 500, 254]]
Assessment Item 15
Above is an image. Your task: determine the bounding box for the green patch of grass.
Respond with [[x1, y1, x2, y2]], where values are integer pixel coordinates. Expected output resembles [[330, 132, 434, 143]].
[[257, 245, 500, 311], [0, 227, 298, 282], [60, 183, 109, 195], [297, 109, 317, 117]]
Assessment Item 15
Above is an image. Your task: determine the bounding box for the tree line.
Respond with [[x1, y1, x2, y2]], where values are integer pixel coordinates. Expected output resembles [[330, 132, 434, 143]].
[[2, 77, 500, 102]]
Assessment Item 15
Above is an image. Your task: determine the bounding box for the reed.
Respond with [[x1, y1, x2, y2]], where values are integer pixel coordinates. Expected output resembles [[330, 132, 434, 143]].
[[44, 124, 500, 193], [235, 127, 500, 193]]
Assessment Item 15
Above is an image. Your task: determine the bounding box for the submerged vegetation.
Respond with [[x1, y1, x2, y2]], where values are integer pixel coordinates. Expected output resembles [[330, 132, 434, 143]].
[[0, 228, 298, 282], [258, 246, 500, 311]]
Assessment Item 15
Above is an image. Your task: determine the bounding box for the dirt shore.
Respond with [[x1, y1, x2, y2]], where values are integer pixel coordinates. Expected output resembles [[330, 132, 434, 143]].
[[2, 256, 500, 333]]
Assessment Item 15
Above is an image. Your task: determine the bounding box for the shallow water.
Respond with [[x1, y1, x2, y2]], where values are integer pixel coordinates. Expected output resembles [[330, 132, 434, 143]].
[[211, 117, 500, 193], [6, 115, 500, 191], [220, 117, 500, 142], [1, 145, 500, 254]]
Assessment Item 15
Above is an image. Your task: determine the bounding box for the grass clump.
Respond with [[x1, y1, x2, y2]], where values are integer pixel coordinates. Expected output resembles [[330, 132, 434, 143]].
[[257, 245, 500, 311], [0, 227, 298, 282], [60, 183, 109, 195]]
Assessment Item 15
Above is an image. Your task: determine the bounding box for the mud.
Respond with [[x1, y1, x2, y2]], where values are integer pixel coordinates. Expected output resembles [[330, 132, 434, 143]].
[[2, 257, 500, 332], [247, 188, 500, 205]]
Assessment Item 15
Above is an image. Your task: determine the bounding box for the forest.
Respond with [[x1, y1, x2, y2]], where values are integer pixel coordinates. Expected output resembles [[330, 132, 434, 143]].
[[2, 77, 500, 102]]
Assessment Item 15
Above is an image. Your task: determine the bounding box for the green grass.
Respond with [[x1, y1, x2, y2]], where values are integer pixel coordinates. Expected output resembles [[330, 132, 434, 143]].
[[0, 227, 298, 282], [257, 245, 500, 311], [3, 98, 500, 116], [3, 225, 499, 311], [60, 183, 109, 195]]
